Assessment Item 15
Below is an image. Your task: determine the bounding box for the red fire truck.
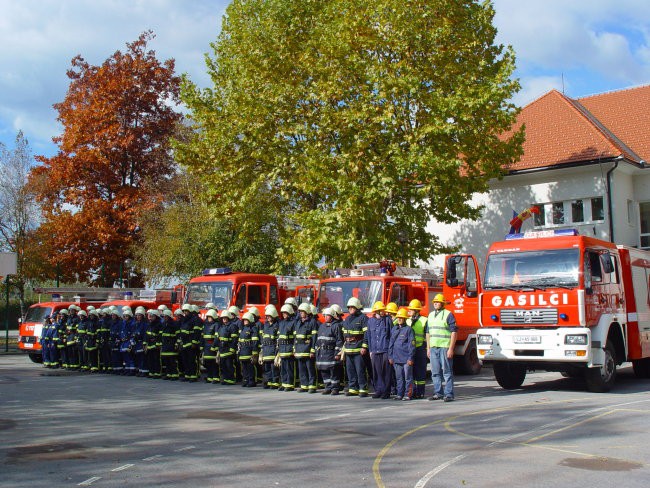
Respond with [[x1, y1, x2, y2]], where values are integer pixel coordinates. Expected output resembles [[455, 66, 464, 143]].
[[17, 287, 140, 362], [317, 260, 482, 374], [471, 229, 650, 392], [181, 268, 319, 315]]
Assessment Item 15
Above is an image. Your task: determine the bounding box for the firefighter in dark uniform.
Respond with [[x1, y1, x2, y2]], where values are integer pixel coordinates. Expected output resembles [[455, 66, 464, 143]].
[[76, 308, 89, 371], [294, 303, 317, 393], [120, 308, 137, 375], [277, 304, 296, 391], [216, 310, 237, 384], [40, 314, 54, 368], [315, 307, 344, 395], [145, 309, 162, 378], [260, 305, 280, 389], [160, 309, 180, 380], [54, 309, 68, 368], [84, 310, 100, 372], [367, 301, 393, 399], [342, 297, 369, 397], [109, 308, 123, 374], [248, 306, 264, 382], [65, 307, 81, 370], [407, 299, 428, 399], [238, 312, 259, 387], [97, 309, 110, 372], [201, 309, 219, 383], [179, 304, 201, 382], [133, 306, 148, 376]]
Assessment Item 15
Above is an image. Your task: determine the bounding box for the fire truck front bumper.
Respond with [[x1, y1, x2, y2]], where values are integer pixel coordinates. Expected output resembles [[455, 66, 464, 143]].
[[476, 327, 599, 366]]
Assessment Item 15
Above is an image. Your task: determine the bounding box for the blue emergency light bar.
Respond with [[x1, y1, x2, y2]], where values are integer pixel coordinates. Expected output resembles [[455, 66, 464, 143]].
[[505, 229, 579, 240], [203, 267, 233, 276], [123, 291, 134, 298]]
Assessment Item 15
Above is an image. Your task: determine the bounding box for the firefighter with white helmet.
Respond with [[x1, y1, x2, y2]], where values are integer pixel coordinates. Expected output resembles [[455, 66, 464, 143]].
[[84, 310, 100, 372], [216, 310, 238, 384], [294, 302, 318, 392], [407, 298, 428, 399], [238, 312, 259, 387], [260, 305, 280, 388], [179, 303, 201, 381], [315, 307, 344, 395], [201, 309, 220, 383], [426, 293, 458, 402], [119, 307, 137, 375], [277, 304, 296, 391], [108, 308, 123, 374], [342, 297, 369, 397], [160, 309, 180, 380], [134, 306, 148, 376], [145, 309, 163, 378]]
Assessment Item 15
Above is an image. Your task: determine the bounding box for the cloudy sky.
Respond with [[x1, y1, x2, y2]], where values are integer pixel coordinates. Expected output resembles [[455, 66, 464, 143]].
[[1, 0, 649, 159]]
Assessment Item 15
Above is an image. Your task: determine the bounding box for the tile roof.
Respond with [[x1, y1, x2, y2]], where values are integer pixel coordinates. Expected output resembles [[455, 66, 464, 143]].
[[505, 84, 650, 171]]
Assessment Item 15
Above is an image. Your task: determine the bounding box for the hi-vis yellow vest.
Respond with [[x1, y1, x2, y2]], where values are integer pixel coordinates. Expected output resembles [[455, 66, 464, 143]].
[[407, 315, 426, 348], [427, 309, 452, 348]]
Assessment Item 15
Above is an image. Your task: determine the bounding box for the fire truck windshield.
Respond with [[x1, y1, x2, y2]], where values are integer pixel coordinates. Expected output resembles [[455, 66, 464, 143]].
[[185, 283, 232, 309], [25, 305, 53, 323], [484, 249, 580, 290], [317, 280, 383, 313]]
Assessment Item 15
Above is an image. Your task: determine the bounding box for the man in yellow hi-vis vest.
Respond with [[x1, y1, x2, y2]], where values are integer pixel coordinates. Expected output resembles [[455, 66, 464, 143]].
[[425, 294, 458, 402]]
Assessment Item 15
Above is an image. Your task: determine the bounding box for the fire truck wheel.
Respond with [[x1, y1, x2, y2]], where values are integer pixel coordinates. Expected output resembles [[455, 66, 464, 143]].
[[632, 358, 650, 379], [493, 362, 526, 390], [457, 344, 481, 375], [28, 353, 43, 364], [585, 340, 616, 393]]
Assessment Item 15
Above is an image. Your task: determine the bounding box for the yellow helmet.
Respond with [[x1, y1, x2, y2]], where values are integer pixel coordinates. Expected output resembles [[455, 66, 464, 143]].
[[385, 302, 398, 314], [432, 293, 447, 304], [396, 308, 409, 319], [408, 299, 423, 310], [371, 301, 386, 313]]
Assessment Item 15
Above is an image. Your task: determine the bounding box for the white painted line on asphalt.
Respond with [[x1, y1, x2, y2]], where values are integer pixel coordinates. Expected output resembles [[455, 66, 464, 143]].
[[78, 476, 101, 486], [142, 454, 163, 461], [205, 439, 224, 445], [111, 464, 134, 472], [480, 415, 507, 422], [414, 454, 468, 488], [310, 412, 352, 422], [174, 445, 196, 452], [361, 408, 376, 413]]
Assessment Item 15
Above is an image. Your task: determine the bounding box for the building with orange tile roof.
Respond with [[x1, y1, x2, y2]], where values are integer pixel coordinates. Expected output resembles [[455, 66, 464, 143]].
[[426, 84, 650, 266]]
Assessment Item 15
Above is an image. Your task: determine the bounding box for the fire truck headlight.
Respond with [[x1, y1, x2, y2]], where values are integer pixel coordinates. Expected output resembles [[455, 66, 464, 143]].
[[565, 334, 587, 345], [478, 335, 493, 345]]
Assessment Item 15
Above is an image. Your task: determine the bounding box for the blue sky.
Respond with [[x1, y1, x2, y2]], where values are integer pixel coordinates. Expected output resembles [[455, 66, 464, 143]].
[[1, 0, 649, 159]]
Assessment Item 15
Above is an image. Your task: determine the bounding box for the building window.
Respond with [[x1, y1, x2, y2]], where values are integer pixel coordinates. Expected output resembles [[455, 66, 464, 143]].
[[534, 196, 605, 229], [552, 202, 565, 225], [572, 200, 584, 223], [534, 207, 545, 226], [640, 202, 650, 249], [591, 197, 604, 221]]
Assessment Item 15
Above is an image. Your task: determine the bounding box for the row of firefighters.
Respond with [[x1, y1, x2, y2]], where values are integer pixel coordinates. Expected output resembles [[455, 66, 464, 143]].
[[39, 295, 457, 401]]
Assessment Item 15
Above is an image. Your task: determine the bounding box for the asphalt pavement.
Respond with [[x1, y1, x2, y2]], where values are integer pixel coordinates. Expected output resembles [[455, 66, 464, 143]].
[[1, 356, 650, 487]]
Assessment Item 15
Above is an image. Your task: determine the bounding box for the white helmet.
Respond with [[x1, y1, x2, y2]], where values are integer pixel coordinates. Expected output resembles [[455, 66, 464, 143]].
[[264, 304, 278, 318], [162, 309, 173, 317], [206, 309, 218, 320], [205, 302, 217, 310], [86, 305, 96, 311], [298, 302, 311, 313], [280, 304, 293, 315], [284, 297, 298, 307], [248, 306, 260, 317], [174, 308, 183, 316], [242, 312, 255, 324], [310, 304, 318, 315], [147, 309, 159, 317], [347, 297, 363, 310], [220, 310, 231, 319], [181, 303, 192, 312], [77, 310, 88, 317], [135, 306, 146, 315], [157, 304, 168, 311], [123, 308, 133, 317]]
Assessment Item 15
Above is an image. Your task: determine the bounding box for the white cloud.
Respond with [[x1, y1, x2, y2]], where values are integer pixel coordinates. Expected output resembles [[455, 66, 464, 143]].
[[0, 0, 228, 156], [493, 0, 650, 100]]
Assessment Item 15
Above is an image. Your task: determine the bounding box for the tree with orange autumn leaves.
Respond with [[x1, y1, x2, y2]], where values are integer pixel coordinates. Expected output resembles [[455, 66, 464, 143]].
[[31, 32, 181, 285]]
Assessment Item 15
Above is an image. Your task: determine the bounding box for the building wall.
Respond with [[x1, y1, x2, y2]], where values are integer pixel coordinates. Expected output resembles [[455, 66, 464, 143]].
[[421, 163, 646, 269]]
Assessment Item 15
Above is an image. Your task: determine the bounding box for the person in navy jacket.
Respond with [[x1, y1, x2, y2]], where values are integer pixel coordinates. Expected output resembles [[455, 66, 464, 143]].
[[366, 301, 393, 399], [388, 308, 415, 401]]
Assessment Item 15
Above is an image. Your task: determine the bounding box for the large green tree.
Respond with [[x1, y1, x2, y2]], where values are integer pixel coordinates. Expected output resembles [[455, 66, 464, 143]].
[[178, 0, 524, 271]]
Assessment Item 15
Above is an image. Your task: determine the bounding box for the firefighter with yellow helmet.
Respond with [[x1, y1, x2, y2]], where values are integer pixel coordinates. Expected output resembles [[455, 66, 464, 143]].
[[388, 308, 415, 400], [366, 301, 393, 399], [426, 293, 458, 402], [407, 298, 427, 399]]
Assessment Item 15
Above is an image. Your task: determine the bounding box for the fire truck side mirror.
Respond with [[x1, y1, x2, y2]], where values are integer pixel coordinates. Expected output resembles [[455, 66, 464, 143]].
[[445, 256, 461, 288]]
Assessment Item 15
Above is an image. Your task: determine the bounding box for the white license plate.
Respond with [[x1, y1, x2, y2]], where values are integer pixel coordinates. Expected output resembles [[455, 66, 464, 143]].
[[23, 342, 34, 349], [513, 335, 541, 344]]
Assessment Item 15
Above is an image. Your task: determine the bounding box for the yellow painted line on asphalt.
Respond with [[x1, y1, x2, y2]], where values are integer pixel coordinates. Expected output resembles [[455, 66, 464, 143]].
[[372, 419, 446, 488], [373, 397, 605, 488]]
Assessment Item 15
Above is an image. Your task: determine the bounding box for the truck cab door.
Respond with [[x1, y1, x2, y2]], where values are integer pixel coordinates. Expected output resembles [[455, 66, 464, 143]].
[[387, 281, 428, 312], [443, 254, 482, 325]]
